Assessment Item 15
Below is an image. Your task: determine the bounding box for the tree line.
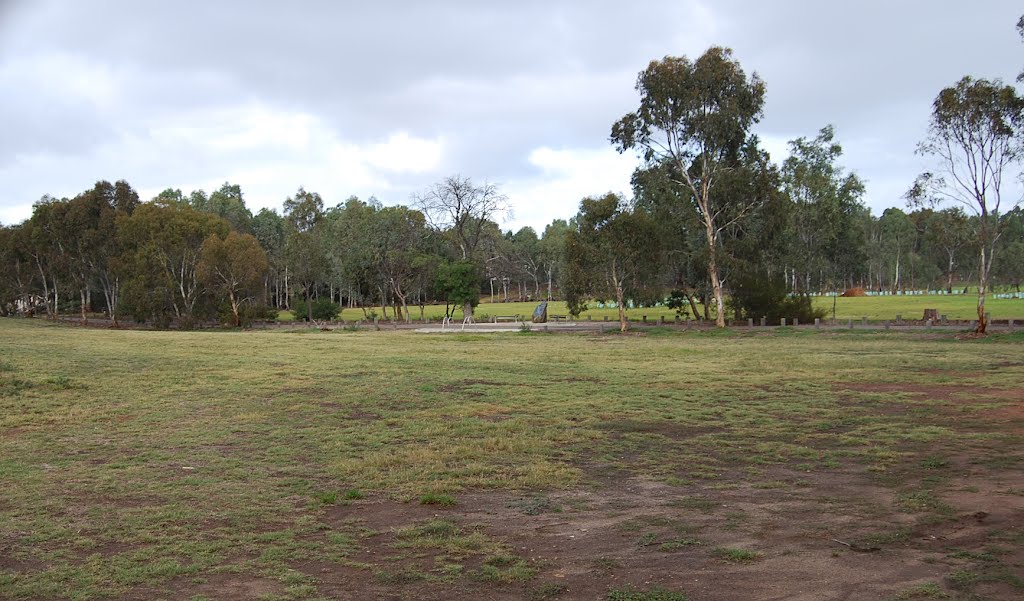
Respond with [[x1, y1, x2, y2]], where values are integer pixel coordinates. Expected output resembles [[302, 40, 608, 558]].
[[3, 34, 1023, 333]]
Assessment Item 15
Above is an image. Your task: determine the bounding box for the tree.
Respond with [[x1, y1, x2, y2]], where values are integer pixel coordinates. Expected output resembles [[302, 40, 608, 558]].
[[251, 208, 287, 307], [283, 187, 329, 321], [414, 176, 509, 320], [879, 208, 916, 293], [612, 47, 766, 327], [563, 193, 662, 332], [435, 261, 481, 320], [923, 208, 973, 293], [781, 126, 867, 295], [539, 219, 571, 300], [200, 183, 253, 233], [118, 203, 229, 325], [198, 231, 269, 327], [907, 76, 1024, 333]]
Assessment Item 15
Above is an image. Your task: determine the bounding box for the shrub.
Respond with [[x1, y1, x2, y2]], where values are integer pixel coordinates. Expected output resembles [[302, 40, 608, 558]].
[[311, 298, 340, 321], [728, 272, 826, 323]]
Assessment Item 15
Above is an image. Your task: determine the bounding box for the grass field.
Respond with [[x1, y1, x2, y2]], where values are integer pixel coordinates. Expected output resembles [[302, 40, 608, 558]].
[[1, 319, 1022, 600], [278, 294, 1024, 323]]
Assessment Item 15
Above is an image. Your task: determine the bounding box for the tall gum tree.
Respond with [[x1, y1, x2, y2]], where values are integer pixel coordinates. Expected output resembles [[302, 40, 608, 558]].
[[611, 46, 765, 327], [907, 76, 1024, 333]]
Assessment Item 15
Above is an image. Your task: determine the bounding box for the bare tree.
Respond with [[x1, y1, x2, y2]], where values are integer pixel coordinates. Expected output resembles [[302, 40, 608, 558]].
[[413, 175, 510, 320], [413, 176, 510, 260]]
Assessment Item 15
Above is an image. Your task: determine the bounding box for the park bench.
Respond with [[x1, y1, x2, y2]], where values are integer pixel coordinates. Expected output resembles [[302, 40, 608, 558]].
[[494, 315, 521, 323], [549, 314, 568, 322]]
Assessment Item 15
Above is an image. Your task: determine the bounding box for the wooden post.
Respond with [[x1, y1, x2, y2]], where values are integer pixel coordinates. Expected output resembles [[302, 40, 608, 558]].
[[848, 319, 853, 329], [659, 315, 664, 325], [861, 316, 867, 326], [896, 314, 902, 324], [884, 321, 890, 330], [781, 318, 786, 327], [642, 315, 647, 323], [747, 318, 753, 327], [675, 315, 681, 324], [793, 317, 799, 327], [814, 318, 820, 328], [760, 316, 766, 327]]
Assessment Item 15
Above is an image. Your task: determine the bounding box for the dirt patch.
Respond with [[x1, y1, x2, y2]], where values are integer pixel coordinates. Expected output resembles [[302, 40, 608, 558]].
[[124, 572, 285, 601], [289, 459, 1024, 601]]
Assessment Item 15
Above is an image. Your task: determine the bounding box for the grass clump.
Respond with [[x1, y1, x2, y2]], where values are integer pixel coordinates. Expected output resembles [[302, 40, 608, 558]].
[[712, 547, 763, 563], [889, 581, 948, 599], [419, 492, 456, 506], [607, 586, 688, 601]]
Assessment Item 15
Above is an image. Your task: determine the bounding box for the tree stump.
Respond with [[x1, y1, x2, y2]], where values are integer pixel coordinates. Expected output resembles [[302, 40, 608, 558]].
[[923, 308, 939, 322]]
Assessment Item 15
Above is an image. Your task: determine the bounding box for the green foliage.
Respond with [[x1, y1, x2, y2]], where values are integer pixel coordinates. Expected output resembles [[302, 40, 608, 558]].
[[311, 298, 340, 321], [435, 261, 481, 310], [729, 271, 826, 322], [563, 193, 662, 330]]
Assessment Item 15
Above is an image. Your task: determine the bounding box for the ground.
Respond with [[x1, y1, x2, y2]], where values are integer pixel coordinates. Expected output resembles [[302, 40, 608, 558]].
[[0, 320, 1022, 600], [277, 293, 1024, 323]]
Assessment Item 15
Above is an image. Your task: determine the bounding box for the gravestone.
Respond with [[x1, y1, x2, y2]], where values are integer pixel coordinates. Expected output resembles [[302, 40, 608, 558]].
[[532, 301, 548, 323]]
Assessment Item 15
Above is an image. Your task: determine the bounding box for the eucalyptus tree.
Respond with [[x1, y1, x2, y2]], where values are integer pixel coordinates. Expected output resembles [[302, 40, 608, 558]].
[[907, 77, 1024, 332], [563, 193, 662, 332], [612, 46, 766, 327], [251, 208, 287, 307], [781, 126, 867, 294], [539, 219, 571, 300], [198, 231, 269, 326], [923, 208, 973, 293], [283, 187, 329, 321], [118, 201, 229, 325]]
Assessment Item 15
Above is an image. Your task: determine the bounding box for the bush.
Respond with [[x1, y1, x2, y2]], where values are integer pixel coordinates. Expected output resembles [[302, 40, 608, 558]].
[[311, 298, 340, 321], [729, 272, 826, 323]]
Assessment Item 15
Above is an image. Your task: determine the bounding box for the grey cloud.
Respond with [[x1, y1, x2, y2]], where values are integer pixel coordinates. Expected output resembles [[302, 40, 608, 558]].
[[1, 0, 1022, 226]]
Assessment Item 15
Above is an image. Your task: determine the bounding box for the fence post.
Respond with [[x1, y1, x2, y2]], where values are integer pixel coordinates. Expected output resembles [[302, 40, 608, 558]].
[[896, 314, 902, 325], [793, 317, 799, 327], [675, 315, 681, 324], [781, 318, 786, 327], [848, 319, 853, 329], [748, 318, 754, 328], [760, 316, 766, 327], [642, 315, 647, 323], [814, 318, 820, 328], [659, 315, 664, 325], [941, 314, 947, 324], [861, 316, 867, 326], [884, 321, 890, 330]]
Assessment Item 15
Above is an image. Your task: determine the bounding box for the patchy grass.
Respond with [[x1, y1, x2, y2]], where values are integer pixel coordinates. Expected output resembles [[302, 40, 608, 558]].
[[0, 319, 1021, 599]]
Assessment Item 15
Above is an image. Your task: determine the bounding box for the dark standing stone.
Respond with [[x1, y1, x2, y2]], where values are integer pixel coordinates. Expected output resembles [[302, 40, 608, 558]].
[[532, 301, 548, 323]]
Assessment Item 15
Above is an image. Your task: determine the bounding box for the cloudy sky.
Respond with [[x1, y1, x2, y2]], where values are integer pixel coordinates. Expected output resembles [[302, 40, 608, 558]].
[[1, 1, 1021, 231]]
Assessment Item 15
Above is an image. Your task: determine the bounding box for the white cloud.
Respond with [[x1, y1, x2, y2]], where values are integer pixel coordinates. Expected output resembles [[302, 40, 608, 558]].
[[504, 146, 637, 231]]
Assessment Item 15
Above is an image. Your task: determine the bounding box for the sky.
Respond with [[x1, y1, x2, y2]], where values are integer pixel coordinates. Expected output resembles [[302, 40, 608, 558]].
[[1, 1, 1021, 232]]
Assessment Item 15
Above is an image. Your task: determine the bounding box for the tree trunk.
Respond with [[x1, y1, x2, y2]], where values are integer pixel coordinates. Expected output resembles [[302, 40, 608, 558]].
[[305, 287, 313, 321], [686, 294, 700, 321], [230, 291, 241, 327], [80, 289, 87, 324], [463, 301, 474, 322], [547, 268, 553, 300], [977, 245, 988, 334], [708, 252, 725, 328]]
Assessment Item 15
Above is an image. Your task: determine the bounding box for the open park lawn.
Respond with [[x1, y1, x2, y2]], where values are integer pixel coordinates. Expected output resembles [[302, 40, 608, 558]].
[[1, 319, 1022, 600]]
